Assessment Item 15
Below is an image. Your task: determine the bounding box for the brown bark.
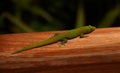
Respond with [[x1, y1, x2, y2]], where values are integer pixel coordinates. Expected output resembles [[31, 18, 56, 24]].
[[0, 27, 120, 73]]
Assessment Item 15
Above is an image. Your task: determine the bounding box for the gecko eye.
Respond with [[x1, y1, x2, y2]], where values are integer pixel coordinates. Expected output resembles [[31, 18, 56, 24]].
[[89, 25, 96, 31]]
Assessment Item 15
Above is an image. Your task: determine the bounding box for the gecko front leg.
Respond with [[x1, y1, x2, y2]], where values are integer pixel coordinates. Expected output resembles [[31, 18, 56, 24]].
[[79, 33, 88, 38]]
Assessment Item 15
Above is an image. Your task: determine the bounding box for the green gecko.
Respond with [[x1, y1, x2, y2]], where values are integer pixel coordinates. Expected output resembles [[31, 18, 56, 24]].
[[12, 25, 96, 54]]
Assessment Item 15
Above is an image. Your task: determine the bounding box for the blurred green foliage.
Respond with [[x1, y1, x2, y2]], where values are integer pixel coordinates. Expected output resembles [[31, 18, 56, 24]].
[[0, 0, 120, 34]]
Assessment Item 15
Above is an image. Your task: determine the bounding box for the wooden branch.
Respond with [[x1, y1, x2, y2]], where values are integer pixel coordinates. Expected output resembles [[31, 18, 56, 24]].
[[0, 27, 120, 73]]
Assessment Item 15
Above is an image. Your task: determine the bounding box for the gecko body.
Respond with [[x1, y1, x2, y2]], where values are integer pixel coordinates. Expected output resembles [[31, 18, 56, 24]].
[[12, 25, 96, 54]]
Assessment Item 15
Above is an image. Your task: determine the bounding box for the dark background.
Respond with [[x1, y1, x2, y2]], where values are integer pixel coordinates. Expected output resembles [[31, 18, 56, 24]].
[[0, 0, 120, 34]]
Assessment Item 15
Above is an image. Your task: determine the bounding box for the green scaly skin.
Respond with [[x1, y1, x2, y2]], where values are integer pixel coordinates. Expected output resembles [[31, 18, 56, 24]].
[[12, 25, 96, 54]]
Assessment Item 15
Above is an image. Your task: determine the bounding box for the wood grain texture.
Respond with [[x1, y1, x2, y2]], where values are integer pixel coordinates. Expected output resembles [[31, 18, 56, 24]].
[[0, 27, 120, 73]]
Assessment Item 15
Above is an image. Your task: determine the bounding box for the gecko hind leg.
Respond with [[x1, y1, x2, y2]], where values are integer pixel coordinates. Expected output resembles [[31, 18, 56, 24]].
[[54, 33, 59, 36], [50, 33, 59, 38], [60, 38, 68, 46]]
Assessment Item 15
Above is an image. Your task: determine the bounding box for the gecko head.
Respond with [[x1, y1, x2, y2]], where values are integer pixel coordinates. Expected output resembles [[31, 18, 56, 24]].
[[84, 25, 96, 34], [88, 25, 96, 31]]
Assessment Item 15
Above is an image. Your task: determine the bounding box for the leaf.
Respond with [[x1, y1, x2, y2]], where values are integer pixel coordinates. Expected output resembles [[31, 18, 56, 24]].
[[3, 13, 35, 32], [98, 4, 120, 28]]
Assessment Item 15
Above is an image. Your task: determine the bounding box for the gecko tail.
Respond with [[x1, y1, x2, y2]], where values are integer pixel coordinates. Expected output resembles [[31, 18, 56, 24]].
[[12, 45, 37, 54], [12, 51, 21, 54], [12, 48, 28, 54]]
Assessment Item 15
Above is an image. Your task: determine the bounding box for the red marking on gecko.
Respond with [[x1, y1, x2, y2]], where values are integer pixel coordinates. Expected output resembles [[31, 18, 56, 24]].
[[66, 31, 71, 36]]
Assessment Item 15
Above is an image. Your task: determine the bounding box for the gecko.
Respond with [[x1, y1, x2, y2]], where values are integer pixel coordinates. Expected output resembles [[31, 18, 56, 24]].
[[12, 25, 96, 54]]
